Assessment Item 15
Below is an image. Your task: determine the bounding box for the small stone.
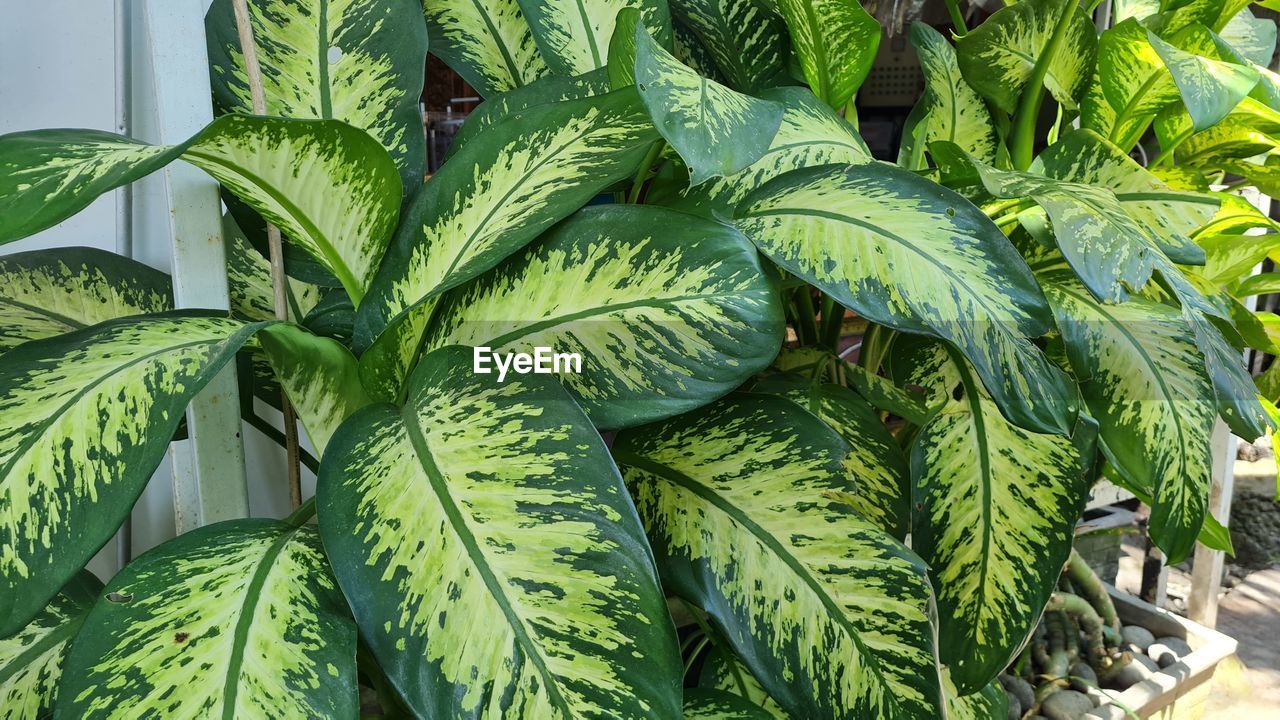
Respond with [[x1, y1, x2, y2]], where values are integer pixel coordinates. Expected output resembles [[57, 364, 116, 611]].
[[1120, 625, 1155, 651], [999, 674, 1036, 712], [1148, 636, 1192, 667], [1082, 706, 1127, 720], [1069, 662, 1098, 693], [1107, 655, 1156, 689], [1042, 690, 1094, 720], [1082, 684, 1109, 707]]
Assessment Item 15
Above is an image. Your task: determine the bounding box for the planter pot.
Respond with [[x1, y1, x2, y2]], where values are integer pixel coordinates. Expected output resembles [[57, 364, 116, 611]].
[[1075, 505, 1136, 585], [1087, 586, 1237, 720]]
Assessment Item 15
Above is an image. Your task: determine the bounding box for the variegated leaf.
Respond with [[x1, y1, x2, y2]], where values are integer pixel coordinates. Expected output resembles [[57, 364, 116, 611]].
[[0, 570, 100, 720], [0, 247, 172, 354], [911, 22, 1001, 165], [1041, 268, 1215, 563], [1147, 27, 1260, 132], [650, 86, 870, 216], [956, 0, 1097, 114], [735, 162, 1078, 435], [669, 0, 790, 92], [634, 24, 785, 185], [354, 90, 659, 401], [518, 0, 672, 75], [615, 393, 943, 719], [751, 373, 909, 538], [774, 0, 880, 109], [1216, 7, 1276, 68], [1035, 128, 1217, 264], [769, 346, 933, 423], [318, 345, 681, 719], [697, 647, 790, 719], [58, 520, 356, 719], [424, 0, 550, 98], [673, 18, 731, 80], [0, 116, 402, 304], [0, 314, 271, 636], [205, 0, 428, 188], [1187, 308, 1272, 441], [684, 689, 778, 719], [944, 671, 1010, 720], [892, 336, 1096, 694], [448, 69, 612, 158], [1159, 97, 1280, 166], [224, 215, 322, 323], [423, 205, 783, 429], [258, 324, 370, 456]]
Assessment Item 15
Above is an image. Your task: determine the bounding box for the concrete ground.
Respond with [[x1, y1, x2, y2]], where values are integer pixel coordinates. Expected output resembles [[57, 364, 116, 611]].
[[1204, 567, 1280, 717]]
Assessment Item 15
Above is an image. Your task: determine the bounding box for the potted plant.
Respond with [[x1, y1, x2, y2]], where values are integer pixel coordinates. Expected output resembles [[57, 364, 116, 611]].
[[0, 0, 1276, 717]]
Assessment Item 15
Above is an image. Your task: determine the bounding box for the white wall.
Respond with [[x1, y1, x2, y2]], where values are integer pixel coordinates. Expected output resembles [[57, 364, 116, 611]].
[[1, 0, 302, 580]]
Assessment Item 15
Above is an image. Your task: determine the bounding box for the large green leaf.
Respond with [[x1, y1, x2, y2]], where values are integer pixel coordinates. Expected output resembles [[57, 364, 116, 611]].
[[684, 689, 778, 719], [735, 162, 1078, 435], [910, 23, 1001, 165], [1217, 7, 1278, 66], [424, 0, 550, 98], [668, 0, 790, 92], [258, 324, 371, 456], [944, 672, 1010, 720], [205, 0, 428, 188], [319, 345, 680, 718], [224, 216, 323, 323], [1147, 28, 1260, 131], [650, 86, 870, 216], [1187, 307, 1271, 441], [354, 88, 660, 400], [955, 0, 1097, 114], [614, 393, 943, 718], [633, 24, 785, 184], [774, 0, 879, 109], [751, 373, 909, 538], [0, 570, 100, 720], [0, 247, 172, 354], [893, 337, 1097, 694], [1041, 269, 1215, 563], [697, 647, 790, 718], [1035, 129, 1217, 264], [0, 116, 402, 304], [518, 0, 672, 75], [422, 205, 783, 428], [448, 69, 612, 158], [58, 519, 356, 719], [0, 313, 269, 636], [1160, 97, 1280, 166]]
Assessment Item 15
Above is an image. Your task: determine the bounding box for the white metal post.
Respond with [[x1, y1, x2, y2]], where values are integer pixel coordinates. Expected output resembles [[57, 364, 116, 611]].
[[140, 0, 250, 532]]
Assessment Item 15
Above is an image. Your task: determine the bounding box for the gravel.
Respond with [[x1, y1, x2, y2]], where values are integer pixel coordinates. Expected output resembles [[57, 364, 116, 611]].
[[1120, 625, 1155, 652], [1041, 690, 1094, 720]]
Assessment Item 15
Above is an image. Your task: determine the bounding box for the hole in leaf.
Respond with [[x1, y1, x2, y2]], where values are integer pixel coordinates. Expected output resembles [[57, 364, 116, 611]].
[[951, 384, 964, 401], [106, 592, 133, 604], [945, 207, 956, 217], [328, 46, 343, 64]]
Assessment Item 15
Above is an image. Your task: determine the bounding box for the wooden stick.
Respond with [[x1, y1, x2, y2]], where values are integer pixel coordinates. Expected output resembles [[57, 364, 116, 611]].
[[231, 0, 303, 508]]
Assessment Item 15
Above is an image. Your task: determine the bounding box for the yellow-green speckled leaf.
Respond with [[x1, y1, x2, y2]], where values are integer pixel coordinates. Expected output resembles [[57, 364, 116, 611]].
[[955, 0, 1097, 114], [650, 86, 871, 216], [205, 0, 428, 189], [750, 372, 910, 538], [634, 24, 785, 185], [354, 88, 659, 401], [519, 0, 672, 75], [1035, 128, 1217, 265], [318, 345, 681, 719], [57, 520, 356, 719], [1147, 27, 1260, 132], [0, 116, 402, 305], [684, 689, 779, 719], [258, 324, 371, 456], [944, 670, 1010, 720], [224, 216, 322, 323], [892, 336, 1097, 694], [614, 393, 943, 719], [668, 0, 790, 92], [0, 247, 172, 354], [0, 570, 100, 720], [423, 205, 783, 429], [697, 647, 790, 719], [775, 0, 880, 109], [911, 23, 1001, 165], [425, 0, 550, 98], [0, 313, 272, 637], [447, 69, 612, 158], [735, 162, 1078, 436], [1041, 268, 1215, 563]]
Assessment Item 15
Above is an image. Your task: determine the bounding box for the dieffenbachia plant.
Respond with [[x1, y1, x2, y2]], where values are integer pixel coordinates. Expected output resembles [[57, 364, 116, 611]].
[[0, 0, 1275, 717]]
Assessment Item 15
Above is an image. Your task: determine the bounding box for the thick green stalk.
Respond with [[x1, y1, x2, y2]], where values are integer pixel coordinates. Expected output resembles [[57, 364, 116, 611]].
[[943, 0, 969, 34], [793, 287, 820, 346], [1066, 549, 1122, 633], [627, 140, 666, 203], [1009, 0, 1081, 170], [821, 296, 845, 351]]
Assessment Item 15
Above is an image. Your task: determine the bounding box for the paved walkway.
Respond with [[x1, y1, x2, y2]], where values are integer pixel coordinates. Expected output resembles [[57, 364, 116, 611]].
[[1205, 567, 1280, 717]]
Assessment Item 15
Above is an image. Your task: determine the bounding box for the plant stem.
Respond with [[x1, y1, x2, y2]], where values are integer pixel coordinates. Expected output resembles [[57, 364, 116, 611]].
[[1066, 549, 1122, 634], [1008, 0, 1080, 170], [627, 140, 665, 203], [821, 296, 845, 351], [943, 0, 969, 34], [792, 287, 820, 345], [285, 496, 317, 526], [232, 0, 303, 508]]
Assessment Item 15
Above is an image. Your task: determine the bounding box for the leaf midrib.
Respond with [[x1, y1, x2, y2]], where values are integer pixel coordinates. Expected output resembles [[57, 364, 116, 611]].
[[0, 298, 88, 334], [220, 526, 301, 720], [399, 406, 574, 716], [616, 452, 910, 716], [0, 610, 87, 688]]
